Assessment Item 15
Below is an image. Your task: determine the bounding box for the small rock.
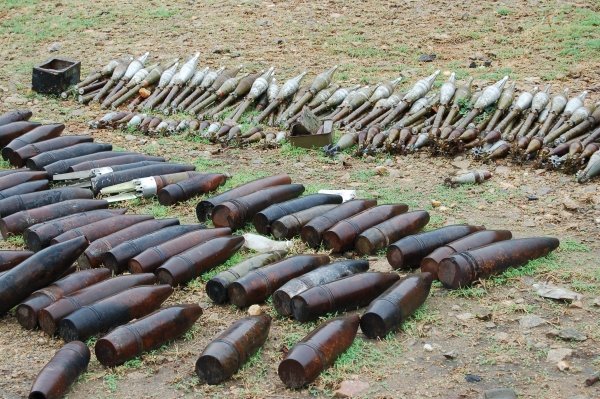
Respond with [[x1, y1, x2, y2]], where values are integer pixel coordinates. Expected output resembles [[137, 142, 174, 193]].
[[451, 305, 461, 311], [562, 197, 580, 211], [519, 314, 546, 328], [456, 312, 473, 321], [557, 360, 570, 371], [484, 321, 496, 329], [248, 305, 262, 316], [483, 388, 518, 399], [125, 134, 136, 141], [388, 169, 401, 178], [418, 54, 436, 62], [493, 332, 510, 342], [557, 328, 587, 342], [569, 300, 583, 309], [431, 199, 442, 207], [374, 166, 388, 175], [333, 380, 369, 398], [443, 350, 457, 359], [48, 42, 61, 52], [465, 374, 482, 383], [546, 348, 573, 363], [522, 218, 536, 227], [438, 206, 449, 212], [451, 159, 471, 169], [533, 283, 583, 302], [423, 343, 433, 352], [593, 297, 600, 307]]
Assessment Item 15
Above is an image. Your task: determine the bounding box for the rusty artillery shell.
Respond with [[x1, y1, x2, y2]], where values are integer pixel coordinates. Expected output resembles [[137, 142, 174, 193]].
[[421, 229, 513, 280], [0, 187, 93, 218], [95, 304, 203, 367], [212, 184, 305, 230], [26, 143, 113, 170], [323, 204, 408, 253], [38, 273, 156, 336], [58, 284, 173, 342], [0, 199, 109, 238], [9, 135, 94, 167], [0, 236, 88, 315], [300, 199, 378, 248], [51, 214, 154, 245], [68, 154, 165, 172], [360, 272, 433, 339], [195, 314, 271, 384], [0, 170, 48, 191], [206, 250, 288, 304], [355, 210, 430, 255], [129, 227, 231, 274], [23, 209, 125, 251], [252, 193, 343, 235], [228, 254, 330, 308], [80, 218, 180, 269], [43, 151, 137, 175], [387, 224, 485, 270], [102, 224, 204, 273], [157, 173, 227, 206], [0, 109, 32, 126], [1, 123, 65, 161], [0, 167, 31, 178], [278, 315, 359, 388], [91, 163, 196, 193], [28, 341, 90, 399], [0, 179, 49, 199], [0, 250, 34, 272], [0, 121, 41, 147], [439, 237, 560, 289], [271, 204, 339, 240], [291, 271, 399, 322], [273, 260, 369, 316], [196, 174, 292, 222], [156, 235, 245, 286], [16, 268, 111, 330]]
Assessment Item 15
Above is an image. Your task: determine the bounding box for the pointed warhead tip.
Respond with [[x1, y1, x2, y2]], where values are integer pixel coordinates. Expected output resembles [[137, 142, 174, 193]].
[[578, 90, 588, 99], [448, 72, 456, 81], [543, 84, 551, 92]]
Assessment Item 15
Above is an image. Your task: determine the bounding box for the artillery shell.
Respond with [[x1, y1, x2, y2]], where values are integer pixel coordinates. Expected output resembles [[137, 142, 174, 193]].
[[387, 224, 485, 270], [58, 284, 173, 342], [157, 173, 227, 206], [0, 171, 48, 191], [10, 135, 94, 167], [421, 229, 512, 280], [28, 341, 90, 399], [278, 315, 359, 388], [43, 151, 139, 176], [205, 250, 288, 304], [195, 314, 271, 384], [196, 174, 292, 222], [228, 254, 330, 308], [290, 271, 399, 322], [0, 187, 93, 218], [16, 268, 111, 330], [91, 163, 196, 193], [96, 304, 203, 367], [355, 210, 430, 255], [448, 170, 492, 185], [271, 204, 339, 240], [68, 154, 165, 172], [0, 179, 49, 199], [323, 204, 408, 252], [273, 259, 369, 316], [0, 109, 32, 126], [1, 123, 65, 161], [0, 236, 88, 315], [129, 227, 231, 274], [252, 193, 343, 235], [0, 250, 34, 272], [51, 214, 154, 245], [360, 272, 433, 339], [0, 121, 41, 147], [26, 143, 113, 170]]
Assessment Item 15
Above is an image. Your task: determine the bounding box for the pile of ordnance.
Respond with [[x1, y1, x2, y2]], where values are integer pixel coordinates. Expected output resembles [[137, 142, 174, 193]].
[[71, 53, 600, 182]]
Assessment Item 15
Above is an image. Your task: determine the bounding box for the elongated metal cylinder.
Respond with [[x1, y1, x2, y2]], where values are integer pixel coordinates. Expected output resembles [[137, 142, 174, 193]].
[[271, 204, 339, 240], [0, 109, 32, 126], [0, 179, 49, 199], [0, 170, 48, 191], [0, 250, 34, 272], [387, 224, 485, 270], [323, 204, 408, 252], [96, 304, 203, 367], [102, 224, 204, 273], [0, 187, 93, 218], [195, 314, 271, 384], [0, 167, 31, 178], [68, 155, 165, 172], [80, 218, 180, 269], [227, 254, 330, 308], [10, 135, 94, 167], [43, 151, 139, 176], [91, 163, 195, 193], [421, 229, 512, 280], [205, 250, 288, 304], [300, 199, 377, 248], [291, 271, 399, 322], [156, 235, 245, 286], [26, 143, 113, 170], [273, 259, 369, 316], [355, 210, 430, 255], [23, 209, 125, 251], [157, 173, 227, 206], [196, 174, 292, 222], [278, 315, 359, 388], [16, 268, 111, 330], [2, 123, 65, 161], [360, 272, 433, 339], [0, 121, 41, 147], [38, 273, 156, 336], [28, 341, 90, 399], [129, 228, 231, 274], [252, 193, 343, 235], [0, 199, 108, 238], [59, 284, 173, 342], [0, 236, 88, 315], [51, 214, 153, 245], [212, 184, 306, 230], [439, 237, 560, 288]]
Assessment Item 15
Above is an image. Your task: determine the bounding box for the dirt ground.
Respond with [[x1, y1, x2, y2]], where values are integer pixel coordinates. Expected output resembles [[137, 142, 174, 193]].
[[1, 1, 599, 398]]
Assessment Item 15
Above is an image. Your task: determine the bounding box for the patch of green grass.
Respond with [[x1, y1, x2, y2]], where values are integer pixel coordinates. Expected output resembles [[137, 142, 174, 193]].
[[85, 336, 98, 347], [350, 169, 376, 182], [5, 235, 24, 246], [146, 6, 178, 18], [150, 203, 169, 218], [200, 250, 246, 283], [497, 7, 511, 16], [279, 142, 309, 159], [450, 286, 487, 298], [558, 239, 590, 253], [0, 159, 11, 169], [479, 68, 514, 82], [490, 253, 561, 286], [103, 373, 119, 393], [121, 358, 142, 369]]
